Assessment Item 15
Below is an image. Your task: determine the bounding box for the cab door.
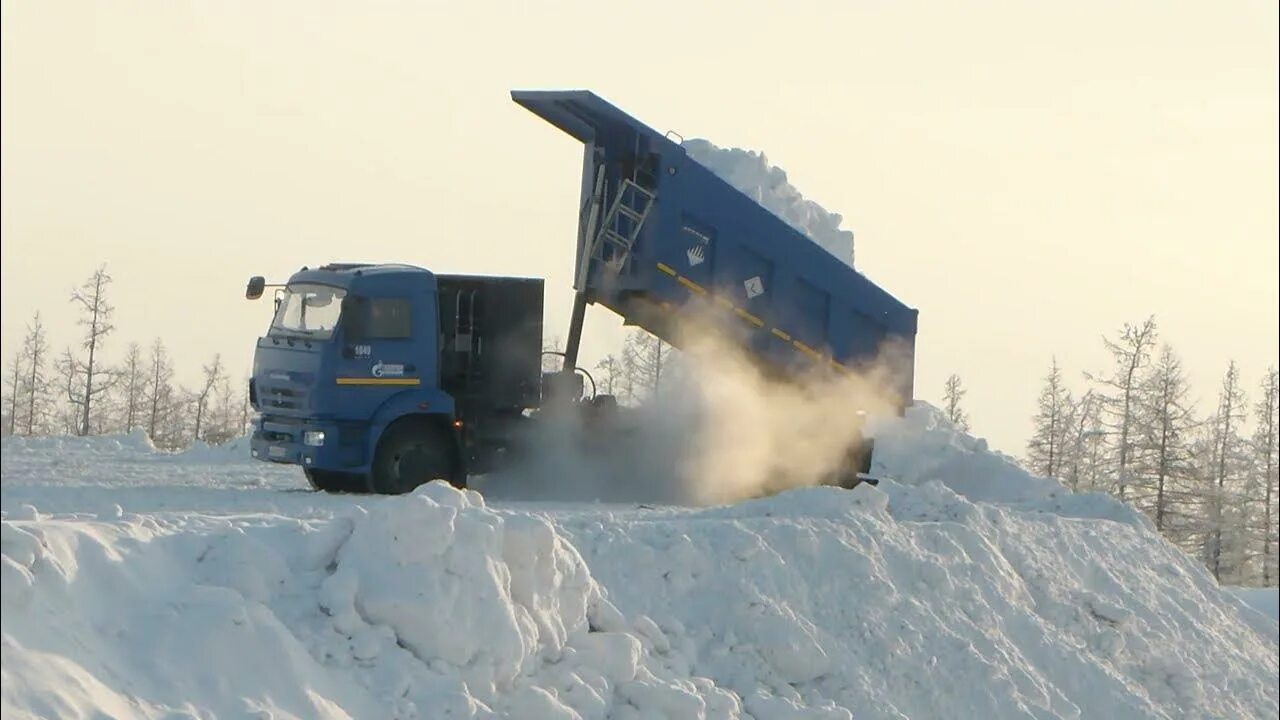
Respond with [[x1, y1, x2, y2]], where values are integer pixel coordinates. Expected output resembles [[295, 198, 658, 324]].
[[335, 292, 436, 403]]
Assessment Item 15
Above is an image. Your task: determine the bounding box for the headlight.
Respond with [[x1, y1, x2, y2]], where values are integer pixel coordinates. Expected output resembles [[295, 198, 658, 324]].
[[303, 430, 326, 447]]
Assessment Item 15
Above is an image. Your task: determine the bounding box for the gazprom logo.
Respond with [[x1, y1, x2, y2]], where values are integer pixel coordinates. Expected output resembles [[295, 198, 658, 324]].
[[371, 360, 405, 378]]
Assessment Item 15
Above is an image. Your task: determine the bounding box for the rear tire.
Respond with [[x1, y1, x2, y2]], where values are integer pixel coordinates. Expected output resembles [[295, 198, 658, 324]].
[[304, 468, 368, 493], [371, 419, 459, 495], [833, 436, 875, 489]]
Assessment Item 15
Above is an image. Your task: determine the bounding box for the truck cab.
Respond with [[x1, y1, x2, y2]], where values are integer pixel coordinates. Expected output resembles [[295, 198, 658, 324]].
[[247, 263, 544, 493]]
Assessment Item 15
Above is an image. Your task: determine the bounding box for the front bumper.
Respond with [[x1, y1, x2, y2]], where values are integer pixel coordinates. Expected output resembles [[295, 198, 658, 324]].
[[250, 415, 366, 471]]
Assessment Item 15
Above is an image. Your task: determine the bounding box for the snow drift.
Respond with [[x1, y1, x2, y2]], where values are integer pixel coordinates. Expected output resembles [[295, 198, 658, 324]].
[[3, 407, 1277, 719], [683, 139, 856, 267]]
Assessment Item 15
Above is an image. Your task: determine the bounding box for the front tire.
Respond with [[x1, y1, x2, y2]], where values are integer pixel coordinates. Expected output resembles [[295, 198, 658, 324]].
[[371, 419, 459, 494]]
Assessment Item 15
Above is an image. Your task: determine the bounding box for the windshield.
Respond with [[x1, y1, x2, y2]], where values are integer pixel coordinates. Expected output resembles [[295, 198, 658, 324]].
[[270, 283, 346, 339]]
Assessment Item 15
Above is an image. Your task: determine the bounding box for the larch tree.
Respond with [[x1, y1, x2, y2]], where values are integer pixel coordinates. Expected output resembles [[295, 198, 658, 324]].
[[595, 354, 625, 397], [118, 342, 146, 434], [68, 265, 117, 435], [621, 329, 674, 402], [942, 374, 970, 431], [1061, 390, 1106, 492], [1027, 357, 1070, 479], [146, 339, 176, 444], [1137, 344, 1197, 533], [1251, 367, 1279, 585], [56, 347, 83, 435], [4, 352, 21, 436], [1206, 361, 1248, 582], [19, 312, 51, 436], [193, 354, 224, 442], [1090, 316, 1159, 501], [208, 375, 239, 444], [541, 336, 565, 374], [239, 375, 253, 436]]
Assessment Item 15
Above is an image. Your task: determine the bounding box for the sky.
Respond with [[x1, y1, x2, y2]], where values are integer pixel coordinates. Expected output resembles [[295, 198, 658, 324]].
[[2, 0, 1277, 455]]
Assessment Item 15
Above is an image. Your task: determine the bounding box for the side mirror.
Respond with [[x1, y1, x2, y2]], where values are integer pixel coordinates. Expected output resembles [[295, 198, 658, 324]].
[[246, 276, 266, 300]]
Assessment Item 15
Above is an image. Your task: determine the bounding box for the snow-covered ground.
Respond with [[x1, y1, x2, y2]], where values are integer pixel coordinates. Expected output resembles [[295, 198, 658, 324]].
[[3, 407, 1276, 719], [1228, 586, 1280, 623]]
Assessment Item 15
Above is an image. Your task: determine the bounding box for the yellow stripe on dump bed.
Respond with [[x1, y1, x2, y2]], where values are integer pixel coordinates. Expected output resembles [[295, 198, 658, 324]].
[[792, 340, 821, 359], [734, 307, 764, 327], [656, 262, 677, 276], [771, 328, 792, 341], [336, 377, 422, 386], [677, 276, 708, 296]]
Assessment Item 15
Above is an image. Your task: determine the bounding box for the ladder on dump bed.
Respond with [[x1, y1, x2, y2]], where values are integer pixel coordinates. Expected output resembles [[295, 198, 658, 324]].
[[591, 179, 655, 271]]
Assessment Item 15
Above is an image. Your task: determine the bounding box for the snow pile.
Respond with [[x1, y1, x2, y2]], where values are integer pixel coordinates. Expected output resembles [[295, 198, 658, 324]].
[[317, 483, 741, 718], [0, 430, 157, 463], [1229, 586, 1280, 623], [2, 481, 743, 719], [2, 408, 1278, 719], [683, 139, 856, 267], [871, 404, 1151, 526], [1, 431, 289, 497], [175, 434, 254, 463], [558, 485, 1277, 718]]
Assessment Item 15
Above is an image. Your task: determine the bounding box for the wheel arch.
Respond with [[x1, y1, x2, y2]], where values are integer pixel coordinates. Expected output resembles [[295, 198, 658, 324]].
[[374, 412, 465, 484], [366, 390, 457, 466]]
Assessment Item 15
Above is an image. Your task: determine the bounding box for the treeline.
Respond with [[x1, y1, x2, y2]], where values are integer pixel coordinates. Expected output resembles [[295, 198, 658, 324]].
[[540, 330, 677, 406], [2, 265, 248, 449], [955, 315, 1276, 587]]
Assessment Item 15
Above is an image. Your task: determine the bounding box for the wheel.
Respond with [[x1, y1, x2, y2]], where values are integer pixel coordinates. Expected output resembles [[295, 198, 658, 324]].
[[831, 436, 875, 489], [370, 420, 458, 494], [304, 468, 368, 493]]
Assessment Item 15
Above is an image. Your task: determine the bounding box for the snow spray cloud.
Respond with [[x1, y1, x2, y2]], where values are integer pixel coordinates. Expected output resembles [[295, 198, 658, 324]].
[[479, 317, 909, 506], [647, 322, 908, 505]]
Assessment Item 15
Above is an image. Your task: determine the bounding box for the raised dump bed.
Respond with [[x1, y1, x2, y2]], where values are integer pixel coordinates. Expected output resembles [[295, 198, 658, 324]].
[[513, 90, 918, 406]]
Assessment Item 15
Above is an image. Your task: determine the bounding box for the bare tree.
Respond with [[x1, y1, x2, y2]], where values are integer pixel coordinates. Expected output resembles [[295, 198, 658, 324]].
[[239, 375, 252, 436], [19, 312, 51, 436], [4, 353, 21, 436], [1089, 316, 1158, 501], [1137, 345, 1197, 532], [146, 339, 176, 442], [1061, 390, 1103, 492], [621, 329, 674, 401], [541, 336, 564, 374], [1252, 367, 1279, 585], [193, 354, 224, 442], [205, 375, 238, 445], [1206, 361, 1248, 581], [56, 347, 83, 435], [942, 374, 969, 431], [1027, 357, 1070, 479], [115, 342, 146, 434], [68, 265, 116, 435], [595, 354, 625, 397]]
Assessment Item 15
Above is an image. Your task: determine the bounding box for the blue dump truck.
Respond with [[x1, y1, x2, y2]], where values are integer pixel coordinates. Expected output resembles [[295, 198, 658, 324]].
[[246, 90, 918, 494]]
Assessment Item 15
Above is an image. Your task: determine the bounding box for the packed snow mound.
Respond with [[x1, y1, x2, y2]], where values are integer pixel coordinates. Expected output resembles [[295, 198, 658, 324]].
[[2, 482, 743, 719], [2, 430, 285, 496], [872, 403, 1152, 527], [2, 408, 1277, 719], [683, 138, 856, 267], [175, 434, 253, 463], [1229, 586, 1280, 623], [1, 430, 158, 458]]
